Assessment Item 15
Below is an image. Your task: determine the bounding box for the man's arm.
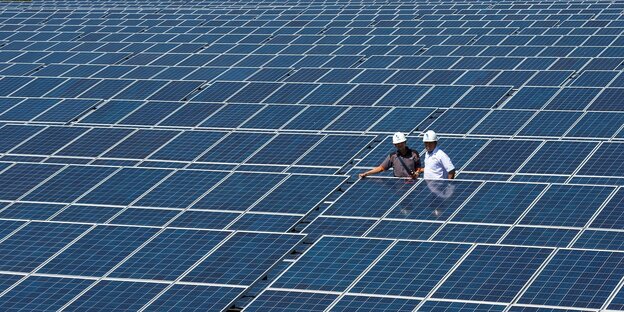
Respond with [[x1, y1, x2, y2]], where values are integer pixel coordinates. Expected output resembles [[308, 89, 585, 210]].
[[359, 166, 385, 178], [447, 169, 455, 179]]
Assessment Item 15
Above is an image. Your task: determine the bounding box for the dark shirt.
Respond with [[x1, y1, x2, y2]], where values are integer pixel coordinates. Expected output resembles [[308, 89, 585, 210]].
[[380, 147, 422, 177]]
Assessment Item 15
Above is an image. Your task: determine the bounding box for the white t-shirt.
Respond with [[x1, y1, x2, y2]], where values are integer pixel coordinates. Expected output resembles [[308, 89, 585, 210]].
[[424, 147, 455, 179]]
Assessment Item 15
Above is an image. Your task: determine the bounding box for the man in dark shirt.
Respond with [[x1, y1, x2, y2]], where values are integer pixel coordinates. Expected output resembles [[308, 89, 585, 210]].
[[359, 132, 421, 179]]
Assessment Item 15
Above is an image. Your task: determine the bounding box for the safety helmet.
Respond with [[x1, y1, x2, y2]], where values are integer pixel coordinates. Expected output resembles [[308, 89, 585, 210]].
[[392, 132, 407, 144], [422, 130, 438, 142]]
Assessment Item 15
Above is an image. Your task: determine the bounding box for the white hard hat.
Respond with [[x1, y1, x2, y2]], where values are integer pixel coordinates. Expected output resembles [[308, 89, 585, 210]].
[[392, 132, 407, 144], [422, 130, 438, 142]]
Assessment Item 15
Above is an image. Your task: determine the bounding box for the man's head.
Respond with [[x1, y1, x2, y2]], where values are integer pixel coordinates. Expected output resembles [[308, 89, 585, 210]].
[[423, 130, 438, 152], [392, 132, 407, 151]]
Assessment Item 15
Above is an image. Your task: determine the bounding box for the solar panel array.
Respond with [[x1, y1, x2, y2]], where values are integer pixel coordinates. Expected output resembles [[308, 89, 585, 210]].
[[0, 0, 623, 311]]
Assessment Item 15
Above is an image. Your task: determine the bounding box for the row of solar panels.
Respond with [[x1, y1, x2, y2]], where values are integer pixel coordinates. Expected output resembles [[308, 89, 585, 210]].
[[249, 236, 624, 311], [1, 79, 623, 113], [2, 123, 624, 169], [3, 49, 623, 72], [0, 225, 301, 310]]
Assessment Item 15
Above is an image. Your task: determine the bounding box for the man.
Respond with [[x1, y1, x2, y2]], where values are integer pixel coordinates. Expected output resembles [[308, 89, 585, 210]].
[[359, 132, 421, 179], [420, 130, 455, 179]]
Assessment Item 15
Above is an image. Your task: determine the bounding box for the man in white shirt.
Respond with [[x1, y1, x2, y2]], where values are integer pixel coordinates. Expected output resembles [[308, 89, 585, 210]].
[[419, 130, 455, 179]]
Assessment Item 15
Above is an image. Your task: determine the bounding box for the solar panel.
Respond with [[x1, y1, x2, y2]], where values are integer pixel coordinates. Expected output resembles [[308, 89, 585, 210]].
[[0, 276, 93, 311], [271, 236, 392, 292], [518, 249, 624, 309], [182, 232, 303, 285], [432, 245, 552, 302], [2, 2, 624, 310]]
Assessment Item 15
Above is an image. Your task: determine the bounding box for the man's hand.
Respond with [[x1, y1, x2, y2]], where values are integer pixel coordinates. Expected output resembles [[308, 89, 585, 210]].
[[358, 173, 367, 179], [411, 172, 419, 180]]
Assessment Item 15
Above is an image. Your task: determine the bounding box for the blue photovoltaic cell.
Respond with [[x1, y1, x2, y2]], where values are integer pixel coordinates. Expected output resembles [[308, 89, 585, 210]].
[[39, 225, 159, 277], [415, 86, 469, 108], [299, 83, 354, 105], [247, 134, 322, 165], [337, 84, 392, 106], [251, 175, 346, 214], [0, 163, 62, 200], [245, 290, 337, 312], [55, 127, 134, 157], [117, 102, 178, 126], [387, 180, 481, 221], [0, 220, 25, 240], [183, 232, 303, 285], [433, 223, 509, 244], [51, 205, 121, 224], [64, 280, 167, 312], [578, 143, 624, 177], [470, 110, 535, 136], [508, 307, 590, 312], [158, 103, 222, 127], [11, 126, 87, 156], [0, 98, 59, 122], [112, 80, 167, 100], [544, 88, 600, 110], [367, 220, 440, 240], [433, 245, 552, 303], [135, 170, 227, 208], [454, 86, 510, 108], [169, 210, 239, 230], [110, 229, 229, 280], [34, 99, 96, 123], [326, 107, 389, 131], [0, 222, 90, 272], [144, 285, 243, 312], [425, 109, 489, 134], [369, 108, 433, 133], [0, 125, 44, 153], [588, 88, 624, 111], [517, 111, 582, 137], [190, 81, 247, 102], [199, 104, 262, 128], [331, 296, 420, 312], [431, 138, 488, 170], [282, 105, 347, 130], [229, 213, 301, 232], [451, 182, 546, 224], [228, 82, 282, 103], [0, 276, 93, 311], [590, 188, 624, 229], [0, 202, 65, 220], [573, 230, 624, 251], [566, 112, 624, 138], [272, 236, 392, 292], [502, 227, 579, 247], [197, 132, 274, 163], [149, 80, 202, 101], [24, 166, 117, 203], [503, 87, 558, 109], [102, 130, 179, 159], [464, 140, 543, 173], [352, 241, 470, 297], [78, 100, 144, 125], [520, 141, 596, 174], [520, 185, 614, 227], [297, 135, 373, 167], [78, 168, 170, 206], [264, 83, 317, 104], [79, 79, 134, 99], [148, 131, 224, 161], [418, 301, 506, 312], [376, 85, 429, 107], [519, 249, 624, 309], [240, 105, 303, 129], [0, 274, 25, 294], [109, 208, 179, 227], [302, 217, 376, 241], [193, 172, 285, 211], [324, 178, 412, 218]]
